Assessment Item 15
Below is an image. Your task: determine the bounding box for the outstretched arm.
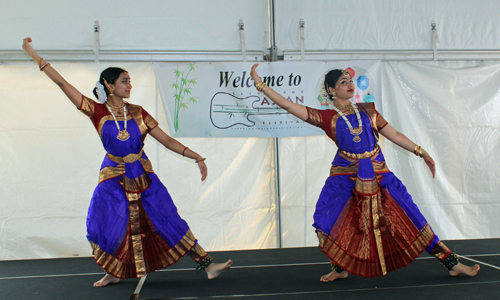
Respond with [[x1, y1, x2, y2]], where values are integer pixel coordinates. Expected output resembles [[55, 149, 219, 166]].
[[22, 37, 83, 108], [149, 126, 207, 181], [379, 124, 436, 178], [250, 64, 308, 121]]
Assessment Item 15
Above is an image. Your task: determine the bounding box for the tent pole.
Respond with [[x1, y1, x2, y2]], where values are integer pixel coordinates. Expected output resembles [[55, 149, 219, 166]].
[[267, 0, 282, 249]]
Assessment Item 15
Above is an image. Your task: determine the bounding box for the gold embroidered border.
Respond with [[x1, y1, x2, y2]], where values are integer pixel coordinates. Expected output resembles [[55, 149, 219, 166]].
[[99, 165, 126, 184], [330, 113, 342, 145], [305, 107, 323, 127], [358, 103, 382, 142], [370, 193, 386, 275], [139, 158, 154, 173], [317, 223, 435, 278], [128, 104, 149, 141], [354, 176, 380, 196], [428, 241, 451, 260], [329, 160, 390, 177], [126, 192, 146, 277], [90, 229, 198, 279], [79, 96, 95, 118], [98, 115, 133, 138], [144, 114, 159, 131], [123, 173, 152, 193]]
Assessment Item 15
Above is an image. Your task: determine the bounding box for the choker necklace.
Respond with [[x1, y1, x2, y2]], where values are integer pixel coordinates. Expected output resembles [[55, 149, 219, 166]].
[[332, 103, 363, 143], [105, 103, 130, 141], [334, 104, 354, 110], [107, 101, 126, 110]]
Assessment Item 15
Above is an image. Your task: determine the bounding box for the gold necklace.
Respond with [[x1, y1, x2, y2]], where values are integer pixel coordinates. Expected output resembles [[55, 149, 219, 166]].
[[107, 101, 126, 110], [332, 103, 363, 143], [334, 104, 354, 110], [105, 103, 130, 141]]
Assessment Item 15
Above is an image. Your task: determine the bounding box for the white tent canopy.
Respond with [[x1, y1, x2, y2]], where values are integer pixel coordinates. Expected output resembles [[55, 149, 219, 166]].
[[1, 0, 499, 260]]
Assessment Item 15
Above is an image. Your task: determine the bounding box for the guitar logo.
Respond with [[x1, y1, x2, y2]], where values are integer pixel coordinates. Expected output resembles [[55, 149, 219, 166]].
[[210, 92, 288, 129]]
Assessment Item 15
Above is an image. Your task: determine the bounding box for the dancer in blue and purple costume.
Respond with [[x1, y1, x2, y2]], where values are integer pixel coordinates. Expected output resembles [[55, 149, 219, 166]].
[[23, 38, 232, 287], [250, 64, 480, 281]]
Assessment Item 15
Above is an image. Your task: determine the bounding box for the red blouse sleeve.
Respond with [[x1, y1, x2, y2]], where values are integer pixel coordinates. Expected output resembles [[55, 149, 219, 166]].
[[141, 108, 159, 132], [374, 106, 389, 131], [78, 96, 96, 118], [305, 107, 335, 140]]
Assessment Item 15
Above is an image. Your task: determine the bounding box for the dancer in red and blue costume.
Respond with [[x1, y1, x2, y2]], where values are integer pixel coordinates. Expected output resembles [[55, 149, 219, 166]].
[[23, 37, 232, 287], [250, 64, 480, 281]]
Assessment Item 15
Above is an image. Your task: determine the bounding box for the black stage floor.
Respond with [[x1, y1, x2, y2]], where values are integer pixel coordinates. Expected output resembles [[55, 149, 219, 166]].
[[1, 239, 499, 300]]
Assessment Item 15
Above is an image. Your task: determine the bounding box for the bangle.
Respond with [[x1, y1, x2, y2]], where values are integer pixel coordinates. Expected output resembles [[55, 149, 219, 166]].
[[38, 58, 44, 68], [182, 147, 189, 157], [40, 62, 50, 71], [195, 158, 206, 163], [413, 145, 423, 158], [256, 81, 268, 92]]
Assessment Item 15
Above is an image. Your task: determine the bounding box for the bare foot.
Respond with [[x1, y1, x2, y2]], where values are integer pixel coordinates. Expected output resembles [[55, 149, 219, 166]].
[[93, 274, 120, 287], [449, 263, 480, 277], [205, 260, 233, 279], [320, 270, 348, 282]]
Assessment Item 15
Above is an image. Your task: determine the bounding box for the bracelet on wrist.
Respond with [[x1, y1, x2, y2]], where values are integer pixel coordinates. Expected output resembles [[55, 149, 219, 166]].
[[413, 144, 424, 158], [256, 81, 268, 92], [195, 158, 206, 163], [40, 62, 50, 71]]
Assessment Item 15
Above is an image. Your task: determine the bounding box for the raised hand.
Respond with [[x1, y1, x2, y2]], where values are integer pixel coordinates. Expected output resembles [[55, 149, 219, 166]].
[[22, 37, 39, 62], [250, 64, 261, 83]]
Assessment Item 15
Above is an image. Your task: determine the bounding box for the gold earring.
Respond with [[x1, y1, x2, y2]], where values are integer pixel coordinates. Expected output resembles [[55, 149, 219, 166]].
[[103, 79, 114, 96]]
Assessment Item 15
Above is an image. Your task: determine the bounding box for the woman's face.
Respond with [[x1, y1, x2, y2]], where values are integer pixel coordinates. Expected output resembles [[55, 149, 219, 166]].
[[329, 74, 355, 100], [109, 72, 132, 99]]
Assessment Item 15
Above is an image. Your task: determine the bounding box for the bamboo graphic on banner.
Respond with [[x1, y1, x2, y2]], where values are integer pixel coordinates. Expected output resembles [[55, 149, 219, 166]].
[[172, 63, 198, 132]]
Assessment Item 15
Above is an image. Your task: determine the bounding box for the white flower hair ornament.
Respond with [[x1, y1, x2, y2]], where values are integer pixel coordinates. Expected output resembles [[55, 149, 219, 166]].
[[95, 81, 108, 104]]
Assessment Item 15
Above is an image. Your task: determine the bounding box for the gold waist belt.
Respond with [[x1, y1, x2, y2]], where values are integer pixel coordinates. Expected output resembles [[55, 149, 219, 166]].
[[107, 149, 144, 164], [341, 145, 379, 160]]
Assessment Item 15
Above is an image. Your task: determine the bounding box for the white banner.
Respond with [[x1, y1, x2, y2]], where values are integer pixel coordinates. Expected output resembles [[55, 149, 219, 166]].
[[153, 61, 381, 137]]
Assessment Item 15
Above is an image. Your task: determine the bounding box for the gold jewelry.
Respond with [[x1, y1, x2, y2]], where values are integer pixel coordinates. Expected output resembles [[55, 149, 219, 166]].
[[334, 104, 353, 110], [256, 81, 267, 92], [414, 145, 424, 158], [105, 103, 130, 141], [103, 79, 114, 96], [40, 61, 50, 71], [339, 69, 350, 77], [341, 145, 379, 160], [106, 101, 126, 110], [332, 103, 363, 143], [256, 81, 263, 91]]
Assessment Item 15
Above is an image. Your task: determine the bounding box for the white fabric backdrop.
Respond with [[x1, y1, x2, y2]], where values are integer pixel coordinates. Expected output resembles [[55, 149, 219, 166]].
[[275, 0, 500, 51], [0, 63, 277, 260], [0, 0, 268, 51], [2, 60, 499, 260], [381, 61, 500, 239], [2, 0, 500, 260], [3, 0, 500, 52]]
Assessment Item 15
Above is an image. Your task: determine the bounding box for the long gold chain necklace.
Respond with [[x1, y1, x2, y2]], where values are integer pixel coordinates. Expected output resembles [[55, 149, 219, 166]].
[[105, 103, 130, 141], [332, 103, 363, 142]]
